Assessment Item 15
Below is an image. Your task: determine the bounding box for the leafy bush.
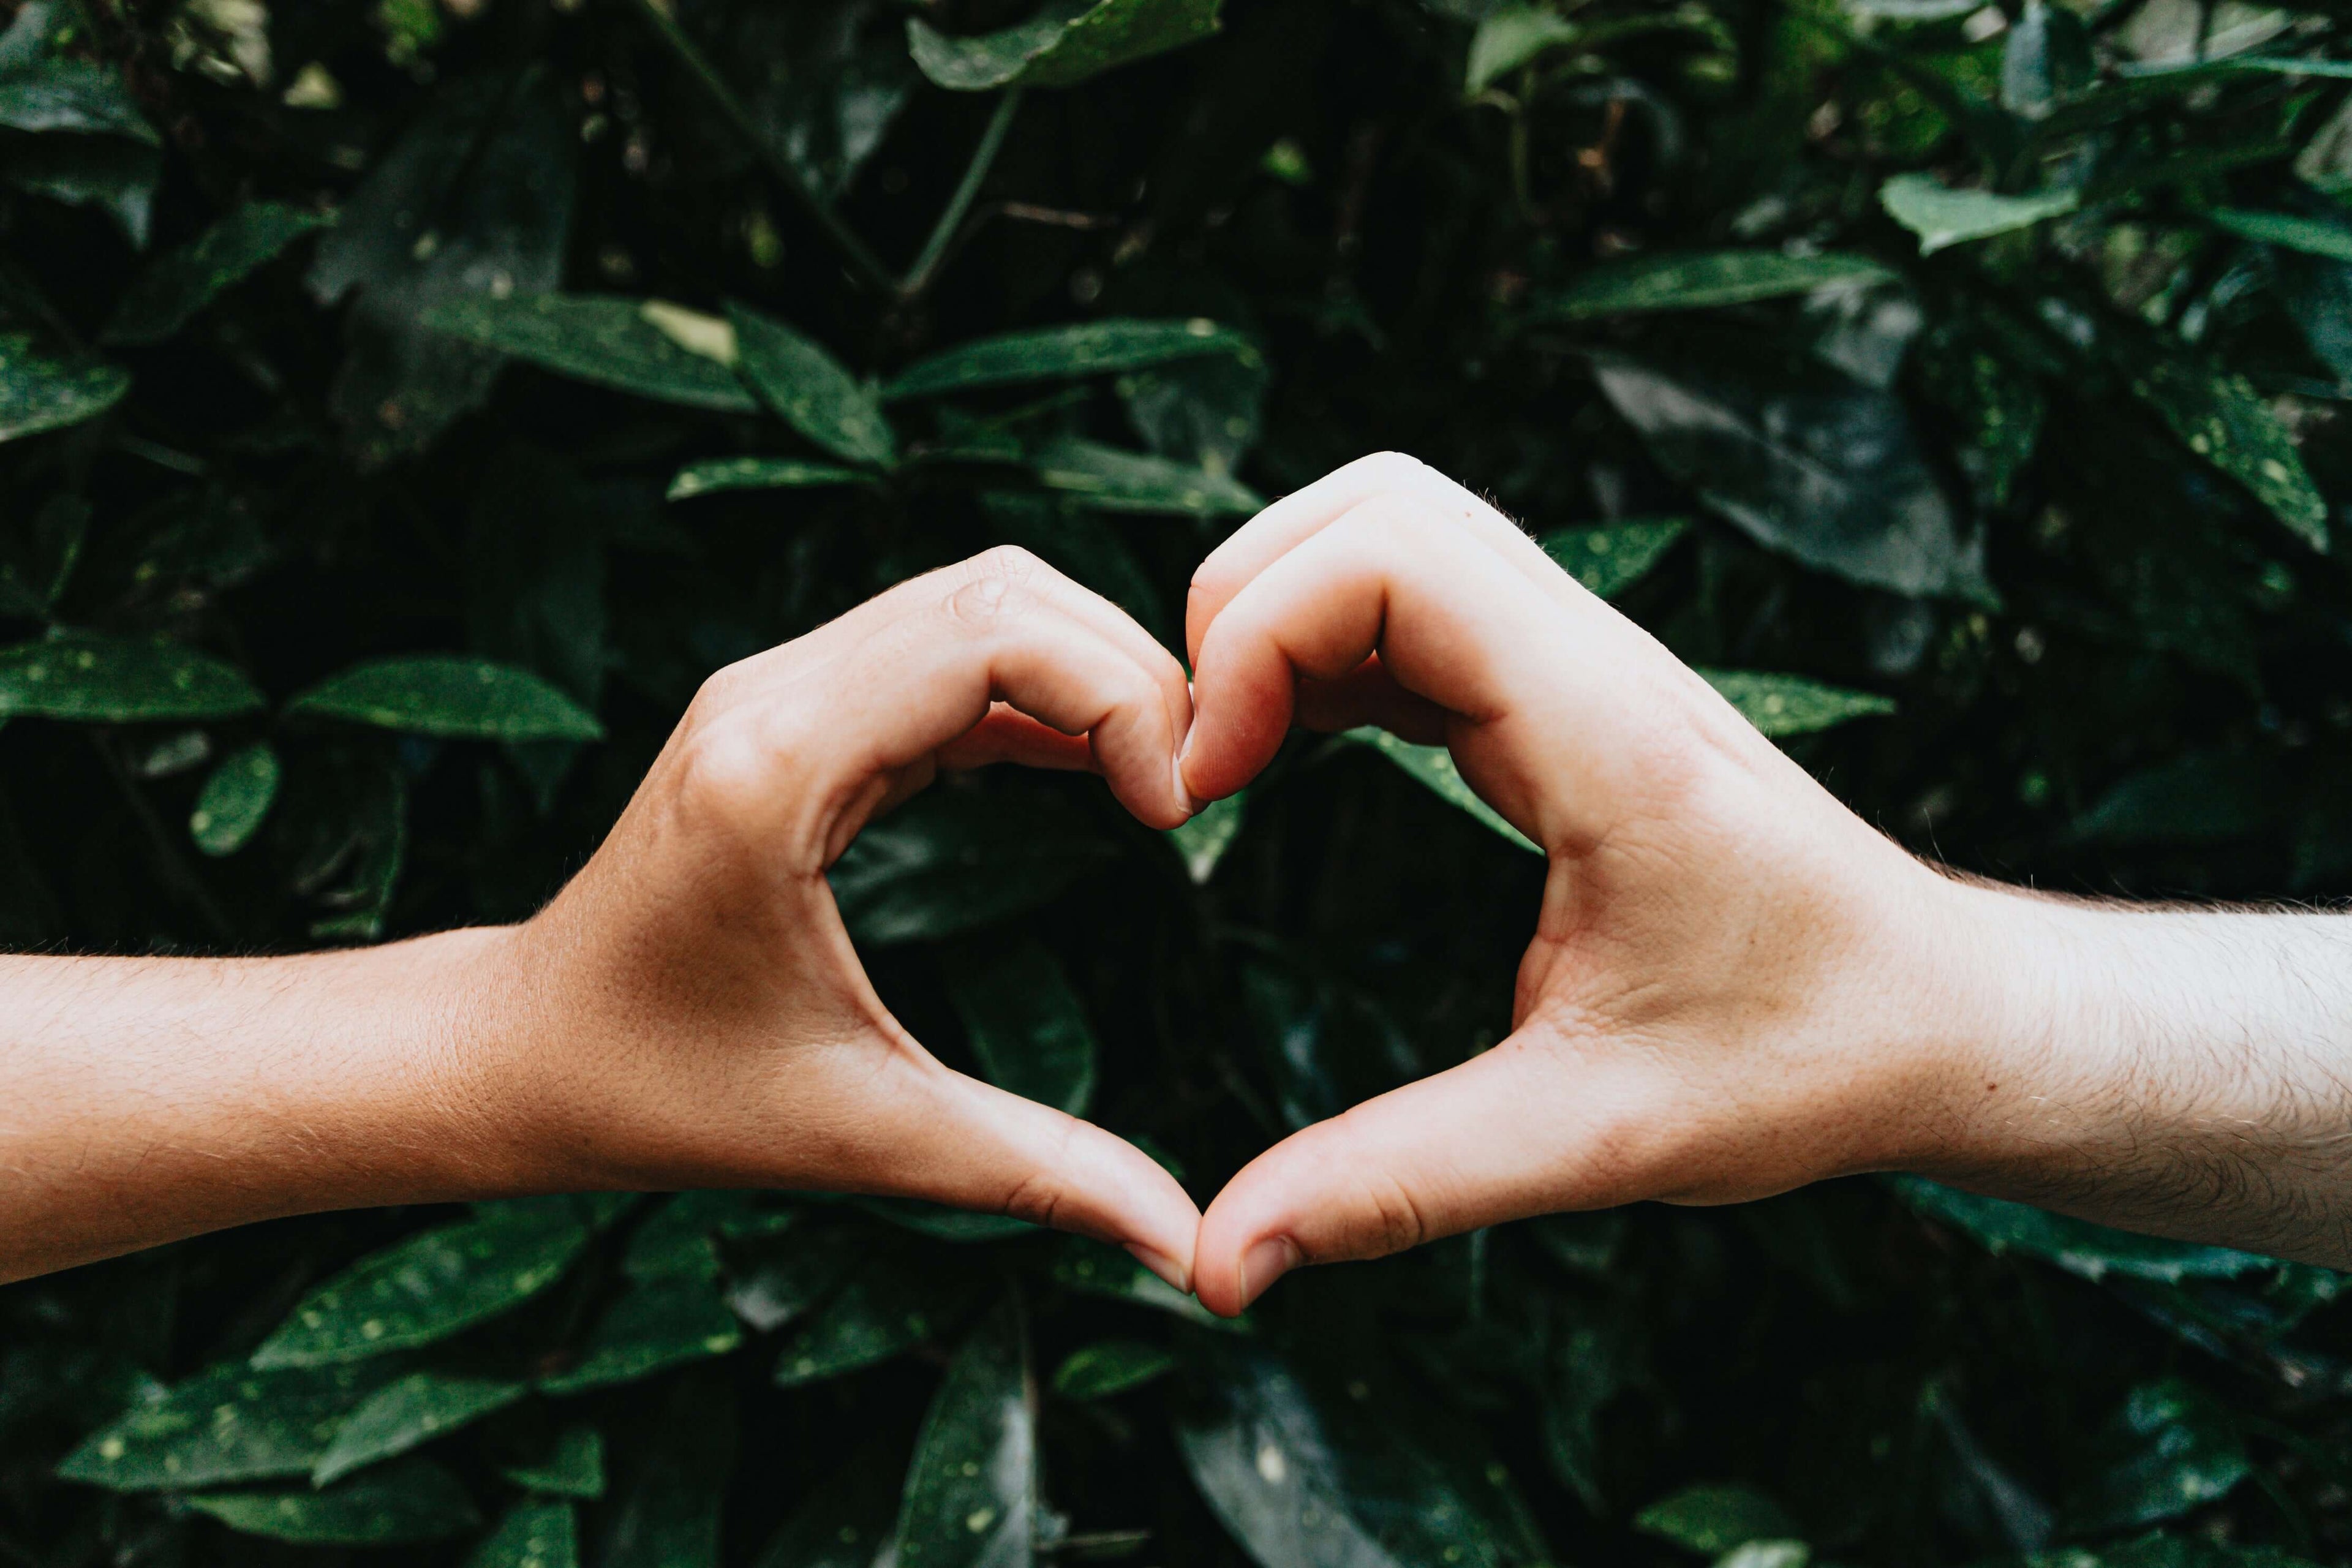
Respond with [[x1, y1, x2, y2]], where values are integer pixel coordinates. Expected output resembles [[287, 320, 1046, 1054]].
[[6, 0, 2352, 1564]]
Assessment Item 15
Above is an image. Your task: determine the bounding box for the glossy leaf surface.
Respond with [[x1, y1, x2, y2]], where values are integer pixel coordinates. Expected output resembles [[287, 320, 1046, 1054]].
[[288, 656, 603, 742]]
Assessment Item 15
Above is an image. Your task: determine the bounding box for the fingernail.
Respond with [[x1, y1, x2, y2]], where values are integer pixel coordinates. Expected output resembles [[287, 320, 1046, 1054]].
[[1239, 1236, 1297, 1308], [1125, 1242, 1191, 1295], [1170, 755, 1197, 818]]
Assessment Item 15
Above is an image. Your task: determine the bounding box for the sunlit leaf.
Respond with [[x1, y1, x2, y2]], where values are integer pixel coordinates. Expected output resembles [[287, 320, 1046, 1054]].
[[1344, 728, 1539, 853], [471, 1500, 579, 1568], [1698, 669, 1896, 737], [1033, 436, 1264, 516], [540, 1275, 744, 1395], [909, 0, 1223, 91], [0, 634, 260, 723], [288, 655, 604, 742], [251, 1198, 592, 1368], [189, 1455, 477, 1544], [312, 1372, 524, 1485], [104, 202, 335, 345], [0, 334, 129, 443], [57, 1360, 404, 1491], [1053, 1340, 1177, 1400], [1538, 518, 1689, 598], [0, 59, 156, 141], [891, 1296, 1034, 1568], [423, 294, 759, 413], [1879, 173, 2079, 254], [884, 318, 1255, 401], [1532, 252, 1891, 320], [190, 742, 281, 857], [941, 934, 1098, 1116], [726, 304, 896, 467]]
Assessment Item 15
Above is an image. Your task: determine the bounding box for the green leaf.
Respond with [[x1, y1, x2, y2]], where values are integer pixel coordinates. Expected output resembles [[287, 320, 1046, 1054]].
[[1464, 4, 1581, 95], [1532, 252, 1893, 320], [540, 1276, 744, 1396], [725, 304, 895, 467], [2072, 750, 2273, 846], [1052, 1237, 1233, 1327], [423, 294, 760, 413], [0, 635, 260, 723], [750, 1447, 902, 1568], [666, 457, 870, 502], [624, 1191, 797, 1285], [1175, 1343, 1529, 1568], [288, 655, 604, 742], [471, 1501, 579, 1568], [56, 1360, 404, 1491], [501, 1427, 605, 1499], [1634, 1485, 1798, 1555], [251, 1198, 592, 1368], [908, 0, 1223, 92], [603, 1373, 734, 1568], [1698, 670, 1896, 738], [187, 1455, 478, 1544], [829, 785, 1117, 945], [1344, 728, 1539, 853], [2123, 356, 2329, 551], [0, 333, 129, 443], [311, 1371, 524, 1485], [1168, 790, 1246, 883], [941, 934, 1098, 1116], [856, 1199, 1038, 1242], [103, 202, 335, 345], [1032, 436, 1264, 516], [1538, 518, 1689, 598], [2206, 206, 2352, 262], [884, 318, 1255, 401], [1118, 350, 1267, 477], [726, 1225, 867, 1333], [190, 742, 281, 857], [774, 1254, 982, 1387], [891, 1297, 1035, 1568], [2068, 1381, 2249, 1532], [1879, 173, 2079, 254], [1886, 1176, 2290, 1283], [1052, 1340, 1177, 1400], [0, 60, 156, 141], [1590, 349, 1988, 601]]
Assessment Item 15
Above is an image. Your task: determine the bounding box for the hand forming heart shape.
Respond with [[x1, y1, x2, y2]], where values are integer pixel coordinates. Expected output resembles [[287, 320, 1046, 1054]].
[[494, 453, 1999, 1317]]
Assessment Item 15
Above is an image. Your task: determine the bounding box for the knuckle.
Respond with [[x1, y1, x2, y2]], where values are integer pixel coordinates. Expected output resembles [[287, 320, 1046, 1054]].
[[1351, 450, 1429, 486], [943, 546, 1049, 633]]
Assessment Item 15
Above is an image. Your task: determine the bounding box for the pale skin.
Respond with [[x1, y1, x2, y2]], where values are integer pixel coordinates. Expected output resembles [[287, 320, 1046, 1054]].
[[4, 456, 2351, 1306]]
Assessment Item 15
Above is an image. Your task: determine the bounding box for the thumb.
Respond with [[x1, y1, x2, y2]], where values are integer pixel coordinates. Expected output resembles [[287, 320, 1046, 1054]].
[[1192, 1027, 1648, 1316], [869, 1056, 1202, 1291]]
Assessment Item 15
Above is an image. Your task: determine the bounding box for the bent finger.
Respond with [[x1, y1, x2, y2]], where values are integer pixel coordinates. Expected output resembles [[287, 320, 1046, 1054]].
[[1191, 1027, 1653, 1316]]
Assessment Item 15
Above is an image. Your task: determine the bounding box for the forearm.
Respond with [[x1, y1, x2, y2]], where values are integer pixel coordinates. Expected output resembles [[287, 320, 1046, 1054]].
[[0, 929, 533, 1281], [1924, 883, 2352, 1268]]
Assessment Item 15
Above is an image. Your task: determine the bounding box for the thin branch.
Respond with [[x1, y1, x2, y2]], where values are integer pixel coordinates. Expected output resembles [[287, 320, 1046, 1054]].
[[899, 89, 1025, 300], [620, 0, 895, 295]]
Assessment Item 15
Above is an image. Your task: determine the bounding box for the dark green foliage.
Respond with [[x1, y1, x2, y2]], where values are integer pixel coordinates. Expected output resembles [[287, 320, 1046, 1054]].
[[9, 0, 2352, 1564]]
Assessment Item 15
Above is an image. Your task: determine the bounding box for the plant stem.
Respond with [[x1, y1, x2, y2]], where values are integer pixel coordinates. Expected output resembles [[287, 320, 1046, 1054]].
[[899, 89, 1025, 300], [621, 0, 895, 296]]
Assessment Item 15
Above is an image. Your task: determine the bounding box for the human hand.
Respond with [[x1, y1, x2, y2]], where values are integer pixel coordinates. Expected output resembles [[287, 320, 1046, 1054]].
[[488, 548, 1203, 1287], [1179, 454, 2022, 1315]]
